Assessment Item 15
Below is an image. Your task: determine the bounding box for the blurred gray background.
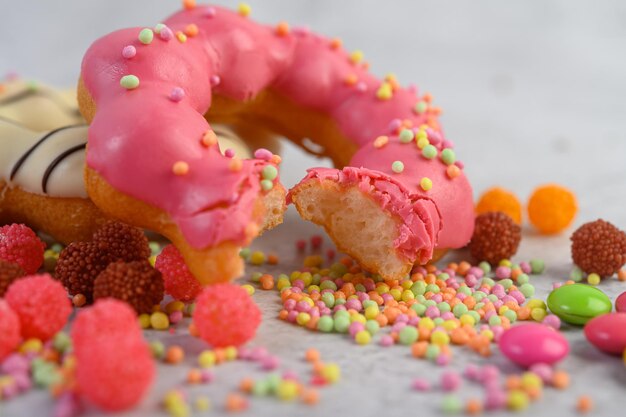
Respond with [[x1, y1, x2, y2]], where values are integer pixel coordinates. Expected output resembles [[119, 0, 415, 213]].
[[2, 2, 626, 416]]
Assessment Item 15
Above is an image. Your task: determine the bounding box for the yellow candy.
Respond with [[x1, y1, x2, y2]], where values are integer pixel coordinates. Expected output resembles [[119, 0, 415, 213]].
[[296, 312, 311, 326], [481, 329, 494, 341], [250, 251, 266, 265], [198, 350, 216, 368], [389, 288, 402, 301], [364, 306, 380, 320], [237, 2, 251, 17], [138, 313, 152, 329], [401, 289, 415, 302], [355, 330, 371, 345], [150, 311, 170, 330], [224, 346, 238, 361], [277, 380, 299, 401], [419, 317, 435, 330], [321, 363, 341, 383], [241, 284, 255, 295], [350, 313, 367, 324], [442, 320, 459, 331], [530, 307, 547, 322], [194, 396, 211, 412], [350, 50, 364, 64], [526, 299, 547, 310], [20, 338, 43, 354], [460, 314, 476, 326], [303, 255, 323, 268], [521, 372, 543, 390], [430, 330, 450, 346]]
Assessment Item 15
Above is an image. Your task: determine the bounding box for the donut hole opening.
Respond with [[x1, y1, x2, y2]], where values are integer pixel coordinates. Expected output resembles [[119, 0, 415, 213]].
[[292, 183, 410, 279]]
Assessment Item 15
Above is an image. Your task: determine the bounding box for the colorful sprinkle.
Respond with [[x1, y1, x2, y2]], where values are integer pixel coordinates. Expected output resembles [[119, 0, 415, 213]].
[[138, 28, 154, 45], [440, 148, 456, 165], [260, 179, 274, 191], [176, 31, 187, 43], [349, 50, 364, 64], [398, 129, 414, 143], [262, 165, 278, 181], [121, 45, 136, 59], [414, 101, 427, 114], [422, 144, 437, 159], [446, 165, 461, 179], [391, 161, 404, 173], [376, 82, 393, 100], [184, 24, 199, 37], [120, 75, 140, 90], [159, 27, 174, 41], [201, 130, 217, 147], [169, 87, 185, 102], [238, 3, 251, 17], [276, 21, 290, 36], [373, 135, 389, 148], [172, 161, 189, 176], [154, 23, 166, 34]]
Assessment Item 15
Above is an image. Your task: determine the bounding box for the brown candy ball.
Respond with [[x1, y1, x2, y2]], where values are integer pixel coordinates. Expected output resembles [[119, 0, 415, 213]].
[[469, 212, 522, 265], [571, 219, 626, 276], [93, 260, 164, 314]]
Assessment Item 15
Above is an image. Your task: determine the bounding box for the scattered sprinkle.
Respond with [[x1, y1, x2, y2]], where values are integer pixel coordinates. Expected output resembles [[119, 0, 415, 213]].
[[391, 161, 404, 174], [120, 75, 140, 90], [138, 28, 154, 45], [238, 3, 251, 17], [122, 45, 136, 59], [420, 177, 433, 191]]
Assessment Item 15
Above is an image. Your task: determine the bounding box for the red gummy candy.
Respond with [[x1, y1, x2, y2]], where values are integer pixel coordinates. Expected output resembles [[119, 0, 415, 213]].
[[193, 283, 261, 347], [5, 274, 71, 341], [71, 298, 142, 351], [154, 244, 203, 301], [72, 299, 155, 411], [0, 300, 21, 361], [75, 337, 154, 411], [0, 224, 46, 274]]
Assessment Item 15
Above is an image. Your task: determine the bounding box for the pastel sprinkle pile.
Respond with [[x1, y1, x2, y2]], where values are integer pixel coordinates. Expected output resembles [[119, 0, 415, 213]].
[[254, 250, 547, 362]]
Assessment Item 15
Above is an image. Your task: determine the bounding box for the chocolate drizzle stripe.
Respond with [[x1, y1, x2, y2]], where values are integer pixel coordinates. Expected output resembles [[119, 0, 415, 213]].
[[41, 143, 87, 194], [9, 125, 83, 181]]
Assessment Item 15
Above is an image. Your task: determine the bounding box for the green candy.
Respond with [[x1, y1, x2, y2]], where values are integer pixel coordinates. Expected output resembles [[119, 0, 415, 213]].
[[365, 320, 380, 335], [530, 259, 545, 274], [334, 315, 351, 333], [547, 283, 612, 325], [317, 316, 334, 332], [120, 74, 140, 89], [440, 148, 456, 165], [421, 144, 437, 159], [321, 292, 335, 308], [261, 165, 278, 180], [398, 326, 418, 345], [138, 28, 154, 44], [398, 129, 414, 143]]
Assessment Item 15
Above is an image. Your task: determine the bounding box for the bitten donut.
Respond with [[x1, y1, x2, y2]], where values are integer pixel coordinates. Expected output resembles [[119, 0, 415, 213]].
[[78, 2, 474, 281]]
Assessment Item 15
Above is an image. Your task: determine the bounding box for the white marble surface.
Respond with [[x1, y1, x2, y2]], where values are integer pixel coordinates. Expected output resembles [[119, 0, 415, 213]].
[[2, 0, 626, 416]]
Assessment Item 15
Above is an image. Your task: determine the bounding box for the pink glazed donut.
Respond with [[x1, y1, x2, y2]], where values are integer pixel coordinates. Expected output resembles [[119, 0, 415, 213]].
[[77, 2, 474, 283]]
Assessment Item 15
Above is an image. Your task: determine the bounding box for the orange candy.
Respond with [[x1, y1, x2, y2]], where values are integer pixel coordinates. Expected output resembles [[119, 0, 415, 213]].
[[527, 184, 577, 234], [476, 187, 522, 224], [576, 395, 593, 413], [259, 274, 275, 290]]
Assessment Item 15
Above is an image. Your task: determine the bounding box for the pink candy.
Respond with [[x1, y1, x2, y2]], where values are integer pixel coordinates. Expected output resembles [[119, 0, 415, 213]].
[[616, 291, 626, 313], [498, 323, 569, 368], [584, 313, 626, 355]]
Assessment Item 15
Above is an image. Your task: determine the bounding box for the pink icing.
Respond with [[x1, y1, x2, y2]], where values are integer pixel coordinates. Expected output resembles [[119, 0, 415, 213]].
[[81, 4, 474, 254]]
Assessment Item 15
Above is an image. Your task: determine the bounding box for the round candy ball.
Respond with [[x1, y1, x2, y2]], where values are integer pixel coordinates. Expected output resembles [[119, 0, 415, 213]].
[[469, 212, 521, 265], [72, 299, 154, 411], [527, 184, 577, 234], [570, 219, 626, 277], [75, 336, 154, 411], [0, 299, 21, 361], [154, 244, 204, 301], [475, 187, 522, 225], [499, 323, 569, 368], [584, 313, 626, 355], [193, 283, 261, 347], [547, 284, 611, 325], [5, 274, 72, 341]]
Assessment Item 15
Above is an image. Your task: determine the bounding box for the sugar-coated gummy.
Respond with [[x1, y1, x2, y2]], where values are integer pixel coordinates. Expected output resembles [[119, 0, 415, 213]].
[[5, 274, 71, 341], [193, 283, 261, 347]]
